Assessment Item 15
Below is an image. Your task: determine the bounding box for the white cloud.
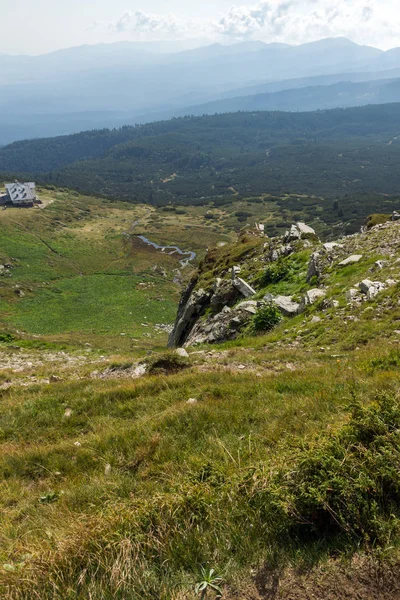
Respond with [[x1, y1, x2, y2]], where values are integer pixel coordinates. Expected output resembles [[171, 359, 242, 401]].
[[111, 10, 194, 38], [109, 1, 400, 50]]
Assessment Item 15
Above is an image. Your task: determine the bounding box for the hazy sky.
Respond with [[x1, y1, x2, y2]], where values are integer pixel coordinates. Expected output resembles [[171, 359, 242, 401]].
[[1, 0, 400, 54]]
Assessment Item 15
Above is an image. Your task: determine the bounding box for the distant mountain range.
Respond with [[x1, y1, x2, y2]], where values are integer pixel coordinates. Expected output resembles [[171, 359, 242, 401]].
[[4, 37, 400, 145]]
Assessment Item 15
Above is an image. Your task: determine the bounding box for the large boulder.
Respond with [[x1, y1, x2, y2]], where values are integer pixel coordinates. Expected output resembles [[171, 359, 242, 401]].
[[265, 294, 300, 316], [299, 288, 326, 312], [296, 222, 316, 236]]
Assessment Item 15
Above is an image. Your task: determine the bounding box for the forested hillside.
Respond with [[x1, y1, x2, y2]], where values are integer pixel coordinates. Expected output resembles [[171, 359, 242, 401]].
[[2, 104, 400, 232]]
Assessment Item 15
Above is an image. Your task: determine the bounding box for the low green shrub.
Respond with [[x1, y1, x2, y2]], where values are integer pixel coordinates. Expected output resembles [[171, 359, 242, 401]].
[[253, 303, 282, 332], [260, 261, 290, 285], [0, 333, 14, 344], [146, 352, 190, 375], [278, 394, 400, 545]]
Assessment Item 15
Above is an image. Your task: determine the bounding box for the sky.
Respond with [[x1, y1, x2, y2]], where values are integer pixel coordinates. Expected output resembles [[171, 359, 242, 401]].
[[1, 0, 400, 55]]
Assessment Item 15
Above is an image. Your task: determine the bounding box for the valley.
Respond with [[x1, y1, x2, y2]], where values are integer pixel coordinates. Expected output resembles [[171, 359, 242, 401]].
[[1, 203, 400, 598]]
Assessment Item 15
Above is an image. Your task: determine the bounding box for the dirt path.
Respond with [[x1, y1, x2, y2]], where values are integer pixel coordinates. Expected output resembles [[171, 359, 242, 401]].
[[227, 556, 400, 600]]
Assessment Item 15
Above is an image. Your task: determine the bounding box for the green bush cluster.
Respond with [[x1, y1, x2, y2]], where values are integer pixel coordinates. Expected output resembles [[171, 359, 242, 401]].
[[260, 261, 290, 285], [274, 395, 400, 545], [253, 303, 282, 332]]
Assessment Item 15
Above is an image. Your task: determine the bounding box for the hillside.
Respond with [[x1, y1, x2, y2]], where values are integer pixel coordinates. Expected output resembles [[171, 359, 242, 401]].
[[3, 105, 400, 237], [166, 77, 400, 117], [1, 37, 398, 145], [0, 187, 244, 354], [1, 216, 400, 598]]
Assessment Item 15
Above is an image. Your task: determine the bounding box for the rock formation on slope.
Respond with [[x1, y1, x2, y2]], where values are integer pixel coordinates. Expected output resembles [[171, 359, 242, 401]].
[[169, 219, 400, 348]]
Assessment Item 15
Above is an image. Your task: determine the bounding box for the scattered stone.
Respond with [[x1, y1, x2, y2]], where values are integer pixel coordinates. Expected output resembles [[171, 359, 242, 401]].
[[236, 301, 258, 314], [322, 298, 340, 309], [307, 252, 321, 282], [311, 316, 322, 323], [175, 348, 189, 358], [375, 260, 386, 269], [346, 288, 360, 303], [64, 408, 72, 418], [300, 288, 326, 309], [323, 242, 343, 251], [392, 211, 400, 221], [339, 255, 363, 266], [359, 279, 386, 299], [231, 265, 241, 279], [186, 398, 198, 405], [233, 277, 256, 298], [50, 375, 63, 383], [104, 463, 112, 475], [237, 364, 246, 370], [74, 441, 81, 447]]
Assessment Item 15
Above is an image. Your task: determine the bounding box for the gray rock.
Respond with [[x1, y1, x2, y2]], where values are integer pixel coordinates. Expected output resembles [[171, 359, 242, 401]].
[[236, 301, 258, 314], [392, 211, 400, 221], [267, 295, 300, 316], [323, 242, 343, 251], [375, 260, 385, 269], [346, 288, 360, 303], [168, 285, 211, 347], [233, 277, 256, 298], [307, 252, 321, 282], [322, 298, 340, 309], [299, 288, 326, 312], [296, 222, 316, 236], [285, 224, 301, 242], [339, 255, 363, 266], [175, 348, 189, 358], [359, 279, 386, 299], [231, 265, 241, 280], [304, 289, 326, 305]]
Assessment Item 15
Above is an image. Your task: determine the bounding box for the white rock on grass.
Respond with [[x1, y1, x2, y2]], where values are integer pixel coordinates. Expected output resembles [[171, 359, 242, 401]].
[[265, 295, 300, 316], [175, 348, 189, 358], [296, 222, 316, 235], [299, 289, 326, 312], [359, 279, 386, 299], [323, 242, 344, 251], [233, 277, 256, 298], [236, 301, 258, 314], [339, 255, 363, 266]]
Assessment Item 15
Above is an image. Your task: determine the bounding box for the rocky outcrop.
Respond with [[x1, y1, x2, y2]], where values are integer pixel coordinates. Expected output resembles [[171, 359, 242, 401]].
[[169, 219, 400, 348], [184, 302, 259, 346], [168, 279, 211, 347]]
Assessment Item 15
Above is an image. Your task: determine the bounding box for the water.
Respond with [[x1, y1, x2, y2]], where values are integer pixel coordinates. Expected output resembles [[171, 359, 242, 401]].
[[137, 235, 196, 267]]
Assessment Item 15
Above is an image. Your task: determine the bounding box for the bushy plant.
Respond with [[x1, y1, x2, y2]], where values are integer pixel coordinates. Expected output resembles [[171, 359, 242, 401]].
[[280, 394, 400, 545], [146, 352, 190, 375], [260, 261, 290, 285], [253, 303, 282, 332]]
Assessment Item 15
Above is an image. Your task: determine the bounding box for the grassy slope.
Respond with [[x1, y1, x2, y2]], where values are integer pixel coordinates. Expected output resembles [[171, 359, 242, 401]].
[[1, 218, 400, 598], [0, 188, 235, 352], [1, 331, 400, 598]]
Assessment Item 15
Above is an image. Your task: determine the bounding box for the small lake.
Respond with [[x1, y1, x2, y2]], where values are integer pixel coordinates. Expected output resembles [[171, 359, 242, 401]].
[[137, 235, 196, 267]]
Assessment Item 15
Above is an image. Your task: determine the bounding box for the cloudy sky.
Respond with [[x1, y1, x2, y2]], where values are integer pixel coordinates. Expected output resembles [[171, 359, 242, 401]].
[[1, 0, 400, 54]]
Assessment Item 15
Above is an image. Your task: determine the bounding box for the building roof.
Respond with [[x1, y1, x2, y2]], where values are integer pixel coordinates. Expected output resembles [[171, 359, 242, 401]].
[[5, 182, 36, 204]]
